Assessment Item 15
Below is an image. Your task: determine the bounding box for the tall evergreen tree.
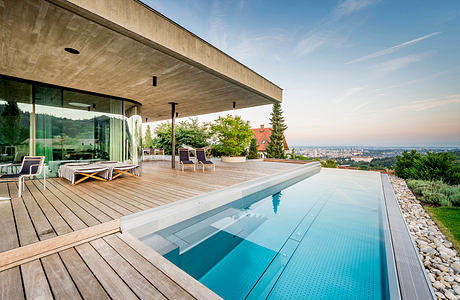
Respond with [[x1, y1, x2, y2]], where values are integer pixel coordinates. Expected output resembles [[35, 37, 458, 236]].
[[143, 125, 154, 148], [247, 137, 259, 159], [266, 103, 287, 158]]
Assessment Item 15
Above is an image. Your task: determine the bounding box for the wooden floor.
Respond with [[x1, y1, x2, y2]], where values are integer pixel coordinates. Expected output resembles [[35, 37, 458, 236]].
[[0, 160, 298, 299]]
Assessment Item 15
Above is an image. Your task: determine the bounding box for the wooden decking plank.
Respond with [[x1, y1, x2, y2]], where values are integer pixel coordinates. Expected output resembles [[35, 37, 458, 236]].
[[73, 182, 143, 213], [21, 184, 56, 241], [116, 232, 221, 300], [31, 180, 87, 231], [0, 184, 19, 253], [41, 253, 82, 300], [51, 178, 122, 219], [125, 179, 195, 201], [92, 182, 160, 209], [0, 267, 24, 299], [59, 248, 110, 300], [84, 181, 152, 210], [47, 179, 112, 224], [55, 177, 134, 216], [21, 260, 53, 300], [90, 238, 166, 300], [25, 181, 73, 236], [104, 234, 195, 300], [41, 180, 101, 227], [75, 243, 139, 299], [8, 183, 38, 247]]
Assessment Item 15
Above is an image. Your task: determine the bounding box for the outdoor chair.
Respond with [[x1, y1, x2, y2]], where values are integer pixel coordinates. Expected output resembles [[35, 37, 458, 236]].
[[178, 148, 196, 171], [196, 148, 215, 172], [0, 156, 45, 198]]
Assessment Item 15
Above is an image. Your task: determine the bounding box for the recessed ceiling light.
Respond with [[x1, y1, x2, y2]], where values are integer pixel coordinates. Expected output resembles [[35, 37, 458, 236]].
[[68, 102, 90, 108], [64, 47, 80, 55]]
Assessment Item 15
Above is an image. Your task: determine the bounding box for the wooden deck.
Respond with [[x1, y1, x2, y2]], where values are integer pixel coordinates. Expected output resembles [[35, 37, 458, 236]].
[[0, 160, 298, 299]]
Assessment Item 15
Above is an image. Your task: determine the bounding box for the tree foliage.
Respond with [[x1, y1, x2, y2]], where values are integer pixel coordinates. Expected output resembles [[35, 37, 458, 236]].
[[247, 137, 259, 159], [321, 159, 338, 168], [210, 115, 253, 157], [143, 125, 154, 148], [265, 103, 287, 159], [152, 118, 210, 155], [396, 150, 460, 185], [0, 102, 28, 146]]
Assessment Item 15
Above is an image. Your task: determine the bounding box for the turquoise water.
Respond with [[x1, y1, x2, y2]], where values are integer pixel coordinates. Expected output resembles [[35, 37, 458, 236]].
[[141, 169, 393, 299]]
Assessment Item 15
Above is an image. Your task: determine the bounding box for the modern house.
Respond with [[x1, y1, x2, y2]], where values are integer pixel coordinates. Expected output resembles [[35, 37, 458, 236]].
[[0, 0, 282, 175], [250, 124, 289, 158]]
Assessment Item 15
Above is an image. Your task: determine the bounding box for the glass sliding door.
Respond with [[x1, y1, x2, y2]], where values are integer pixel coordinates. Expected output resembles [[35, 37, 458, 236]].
[[0, 76, 141, 177], [0, 79, 32, 164]]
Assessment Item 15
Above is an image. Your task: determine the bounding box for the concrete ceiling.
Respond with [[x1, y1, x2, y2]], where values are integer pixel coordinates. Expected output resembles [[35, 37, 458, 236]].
[[0, 0, 282, 121]]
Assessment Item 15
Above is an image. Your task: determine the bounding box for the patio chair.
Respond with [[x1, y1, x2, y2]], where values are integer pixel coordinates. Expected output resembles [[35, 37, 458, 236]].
[[0, 156, 45, 198], [178, 148, 196, 171], [196, 148, 215, 172]]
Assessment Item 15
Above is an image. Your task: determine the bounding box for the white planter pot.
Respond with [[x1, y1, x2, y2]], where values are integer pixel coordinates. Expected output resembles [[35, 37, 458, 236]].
[[221, 156, 246, 163]]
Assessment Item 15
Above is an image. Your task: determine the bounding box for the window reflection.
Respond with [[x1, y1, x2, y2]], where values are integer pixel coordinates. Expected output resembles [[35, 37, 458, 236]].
[[0, 77, 142, 177]]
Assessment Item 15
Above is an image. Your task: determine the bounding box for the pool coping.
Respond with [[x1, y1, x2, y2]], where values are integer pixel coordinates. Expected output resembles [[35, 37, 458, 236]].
[[121, 161, 321, 238], [381, 174, 436, 300]]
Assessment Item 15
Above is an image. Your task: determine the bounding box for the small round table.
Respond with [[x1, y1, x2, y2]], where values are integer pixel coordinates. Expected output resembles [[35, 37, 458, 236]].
[[0, 163, 12, 200]]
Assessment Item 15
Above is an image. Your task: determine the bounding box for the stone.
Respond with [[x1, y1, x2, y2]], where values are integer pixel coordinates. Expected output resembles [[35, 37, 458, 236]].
[[422, 247, 436, 255], [435, 291, 446, 299], [452, 262, 460, 274], [445, 276, 455, 282], [444, 290, 457, 300], [429, 273, 436, 282], [453, 284, 460, 295], [438, 247, 456, 258], [434, 281, 446, 290]]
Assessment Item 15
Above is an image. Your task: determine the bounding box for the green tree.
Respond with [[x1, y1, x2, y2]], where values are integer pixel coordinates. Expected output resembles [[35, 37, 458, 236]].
[[395, 150, 421, 179], [396, 150, 460, 185], [210, 115, 253, 157], [143, 125, 154, 148], [321, 159, 337, 168], [247, 138, 259, 159], [265, 103, 287, 159], [288, 148, 297, 159], [153, 118, 210, 155], [0, 102, 28, 146]]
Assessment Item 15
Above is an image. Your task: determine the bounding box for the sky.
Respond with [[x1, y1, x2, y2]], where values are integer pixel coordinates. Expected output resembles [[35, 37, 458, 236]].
[[142, 0, 460, 147]]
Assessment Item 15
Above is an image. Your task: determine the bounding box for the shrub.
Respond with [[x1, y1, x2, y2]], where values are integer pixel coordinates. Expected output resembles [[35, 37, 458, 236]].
[[210, 115, 253, 157], [396, 150, 460, 185], [321, 159, 337, 168], [247, 138, 259, 159], [407, 179, 460, 207]]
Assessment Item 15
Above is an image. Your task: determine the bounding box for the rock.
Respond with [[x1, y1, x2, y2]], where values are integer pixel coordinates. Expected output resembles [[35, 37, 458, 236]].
[[444, 241, 453, 248], [422, 247, 436, 255], [435, 291, 446, 299], [438, 247, 456, 258], [429, 273, 436, 282], [453, 284, 460, 295], [433, 281, 446, 290], [444, 290, 457, 300], [452, 262, 460, 274], [454, 275, 460, 283], [438, 264, 451, 273]]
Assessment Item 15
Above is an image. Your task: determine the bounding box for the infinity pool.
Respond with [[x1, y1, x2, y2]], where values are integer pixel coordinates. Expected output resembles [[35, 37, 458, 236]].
[[141, 169, 397, 299]]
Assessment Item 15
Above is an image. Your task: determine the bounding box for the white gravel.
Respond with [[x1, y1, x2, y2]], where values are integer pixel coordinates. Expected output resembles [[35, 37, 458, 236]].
[[390, 176, 460, 300]]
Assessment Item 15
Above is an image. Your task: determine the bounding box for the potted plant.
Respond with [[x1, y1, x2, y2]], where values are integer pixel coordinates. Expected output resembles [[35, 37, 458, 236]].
[[210, 115, 253, 163]]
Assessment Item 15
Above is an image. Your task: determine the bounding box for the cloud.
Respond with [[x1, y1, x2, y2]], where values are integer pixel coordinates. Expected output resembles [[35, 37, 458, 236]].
[[372, 53, 427, 74], [208, 1, 229, 51], [347, 32, 440, 64], [334, 0, 378, 18], [395, 94, 460, 112], [294, 0, 376, 57], [333, 86, 366, 104], [231, 33, 286, 63]]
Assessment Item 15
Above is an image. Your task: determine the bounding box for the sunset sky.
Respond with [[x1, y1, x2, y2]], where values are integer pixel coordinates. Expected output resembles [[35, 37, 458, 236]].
[[142, 0, 460, 147]]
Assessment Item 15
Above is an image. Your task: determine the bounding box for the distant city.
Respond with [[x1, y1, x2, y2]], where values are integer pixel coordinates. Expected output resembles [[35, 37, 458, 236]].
[[292, 146, 460, 160]]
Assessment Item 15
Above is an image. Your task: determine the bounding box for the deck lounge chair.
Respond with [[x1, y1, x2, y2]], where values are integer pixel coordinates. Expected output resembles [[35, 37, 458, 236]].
[[178, 148, 196, 171], [196, 148, 215, 172], [0, 156, 45, 198]]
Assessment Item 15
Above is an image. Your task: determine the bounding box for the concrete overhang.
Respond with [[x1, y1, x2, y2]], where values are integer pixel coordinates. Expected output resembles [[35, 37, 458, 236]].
[[0, 0, 282, 121]]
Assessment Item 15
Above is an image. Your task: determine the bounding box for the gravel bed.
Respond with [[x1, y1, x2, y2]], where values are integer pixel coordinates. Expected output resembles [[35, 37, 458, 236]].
[[390, 176, 460, 300]]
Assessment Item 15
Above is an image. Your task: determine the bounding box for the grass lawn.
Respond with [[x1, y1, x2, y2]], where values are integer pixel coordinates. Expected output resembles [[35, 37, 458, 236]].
[[425, 206, 460, 251]]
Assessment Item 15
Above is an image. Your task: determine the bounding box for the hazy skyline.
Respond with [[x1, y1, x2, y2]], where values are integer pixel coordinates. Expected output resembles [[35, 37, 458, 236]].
[[142, 0, 460, 147]]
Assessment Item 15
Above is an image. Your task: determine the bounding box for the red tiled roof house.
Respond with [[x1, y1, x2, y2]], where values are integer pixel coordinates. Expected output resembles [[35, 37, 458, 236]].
[[250, 125, 289, 158]]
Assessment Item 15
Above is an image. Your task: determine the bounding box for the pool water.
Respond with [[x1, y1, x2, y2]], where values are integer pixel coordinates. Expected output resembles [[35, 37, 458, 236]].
[[141, 169, 394, 299]]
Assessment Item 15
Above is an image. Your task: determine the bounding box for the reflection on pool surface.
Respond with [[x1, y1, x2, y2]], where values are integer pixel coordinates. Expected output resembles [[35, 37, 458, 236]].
[[141, 169, 394, 299]]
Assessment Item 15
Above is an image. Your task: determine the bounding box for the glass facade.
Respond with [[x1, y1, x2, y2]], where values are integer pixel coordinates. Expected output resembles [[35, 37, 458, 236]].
[[0, 76, 142, 177]]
